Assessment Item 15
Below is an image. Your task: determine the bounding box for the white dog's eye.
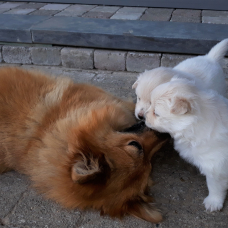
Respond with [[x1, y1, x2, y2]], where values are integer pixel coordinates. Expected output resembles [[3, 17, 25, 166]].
[[138, 97, 140, 101], [154, 111, 159, 117]]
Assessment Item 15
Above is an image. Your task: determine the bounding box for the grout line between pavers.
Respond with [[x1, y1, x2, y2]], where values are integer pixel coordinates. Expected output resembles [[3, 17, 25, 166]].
[[92, 49, 95, 70], [54, 4, 75, 16], [91, 71, 99, 81], [80, 5, 98, 17], [2, 189, 29, 221], [124, 51, 127, 71], [139, 8, 146, 20], [159, 53, 163, 67], [169, 8, 175, 21], [200, 9, 202, 23]]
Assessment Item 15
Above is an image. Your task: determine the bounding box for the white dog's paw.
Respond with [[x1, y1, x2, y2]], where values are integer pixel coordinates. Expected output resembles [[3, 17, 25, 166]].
[[203, 196, 223, 212]]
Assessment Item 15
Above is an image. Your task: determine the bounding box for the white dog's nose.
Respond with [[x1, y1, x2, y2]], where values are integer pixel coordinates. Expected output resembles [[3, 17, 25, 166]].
[[137, 112, 145, 120]]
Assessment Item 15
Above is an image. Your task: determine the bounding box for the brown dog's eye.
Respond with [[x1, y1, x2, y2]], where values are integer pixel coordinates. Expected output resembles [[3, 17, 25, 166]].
[[128, 141, 143, 151]]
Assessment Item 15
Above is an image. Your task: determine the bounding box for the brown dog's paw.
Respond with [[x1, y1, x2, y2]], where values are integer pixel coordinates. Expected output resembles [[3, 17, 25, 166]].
[[128, 201, 162, 223]]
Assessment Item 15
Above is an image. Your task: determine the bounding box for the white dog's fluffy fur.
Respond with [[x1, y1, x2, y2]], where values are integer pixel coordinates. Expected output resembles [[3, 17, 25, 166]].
[[132, 39, 228, 119], [145, 78, 228, 212]]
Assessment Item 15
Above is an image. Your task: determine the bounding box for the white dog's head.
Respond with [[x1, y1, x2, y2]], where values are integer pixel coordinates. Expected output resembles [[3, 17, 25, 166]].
[[132, 67, 176, 120], [145, 78, 199, 136]]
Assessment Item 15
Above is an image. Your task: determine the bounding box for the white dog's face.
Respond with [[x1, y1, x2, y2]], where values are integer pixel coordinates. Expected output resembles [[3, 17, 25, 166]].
[[132, 68, 175, 120], [145, 80, 197, 136], [133, 81, 152, 120]]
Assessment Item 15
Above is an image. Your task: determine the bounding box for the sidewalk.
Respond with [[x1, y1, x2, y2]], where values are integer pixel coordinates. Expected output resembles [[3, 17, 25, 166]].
[[0, 63, 228, 228]]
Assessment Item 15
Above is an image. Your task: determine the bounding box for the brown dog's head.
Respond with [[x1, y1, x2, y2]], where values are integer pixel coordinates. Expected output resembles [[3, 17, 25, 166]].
[[36, 105, 168, 223]]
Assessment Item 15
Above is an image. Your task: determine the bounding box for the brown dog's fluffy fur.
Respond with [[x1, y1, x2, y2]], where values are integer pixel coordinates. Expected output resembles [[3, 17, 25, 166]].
[[0, 67, 166, 223]]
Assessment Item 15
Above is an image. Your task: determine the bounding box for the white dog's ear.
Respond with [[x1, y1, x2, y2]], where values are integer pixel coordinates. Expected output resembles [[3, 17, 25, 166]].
[[171, 97, 191, 115], [132, 80, 139, 89]]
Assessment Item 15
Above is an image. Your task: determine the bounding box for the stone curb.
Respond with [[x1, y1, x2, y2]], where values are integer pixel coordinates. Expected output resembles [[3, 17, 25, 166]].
[[1, 44, 228, 77]]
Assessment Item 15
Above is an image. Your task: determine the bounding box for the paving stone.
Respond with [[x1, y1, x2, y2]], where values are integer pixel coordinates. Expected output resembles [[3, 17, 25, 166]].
[[0, 2, 24, 9], [81, 11, 112, 19], [140, 8, 173, 21], [94, 50, 126, 71], [21, 65, 96, 83], [0, 8, 9, 13], [203, 16, 228, 24], [126, 52, 161, 72], [16, 2, 47, 9], [161, 54, 196, 68], [40, 4, 70, 11], [6, 189, 82, 228], [31, 47, 62, 66], [91, 71, 138, 99], [110, 7, 146, 20], [29, 9, 59, 16], [82, 6, 120, 19], [171, 9, 201, 23], [202, 11, 228, 24], [54, 4, 96, 17], [91, 6, 120, 13], [61, 47, 94, 69], [2, 46, 31, 64], [202, 10, 228, 17], [4, 8, 36, 15], [0, 63, 21, 68], [0, 171, 29, 218]]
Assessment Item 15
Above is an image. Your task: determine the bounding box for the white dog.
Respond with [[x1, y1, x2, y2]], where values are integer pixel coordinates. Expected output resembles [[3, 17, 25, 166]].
[[145, 78, 228, 212], [132, 39, 228, 120]]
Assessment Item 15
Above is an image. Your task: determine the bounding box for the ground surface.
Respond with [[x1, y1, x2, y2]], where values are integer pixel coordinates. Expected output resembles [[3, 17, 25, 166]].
[[0, 64, 227, 228]]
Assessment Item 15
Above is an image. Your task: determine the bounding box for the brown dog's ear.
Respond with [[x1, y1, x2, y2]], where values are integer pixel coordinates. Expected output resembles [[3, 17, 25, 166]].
[[132, 80, 139, 89], [71, 153, 110, 184], [127, 201, 162, 223], [71, 154, 100, 184], [171, 97, 191, 115]]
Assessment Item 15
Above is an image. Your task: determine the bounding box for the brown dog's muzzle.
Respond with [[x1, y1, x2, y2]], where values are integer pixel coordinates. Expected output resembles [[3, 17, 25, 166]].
[[122, 121, 148, 134], [122, 121, 171, 140]]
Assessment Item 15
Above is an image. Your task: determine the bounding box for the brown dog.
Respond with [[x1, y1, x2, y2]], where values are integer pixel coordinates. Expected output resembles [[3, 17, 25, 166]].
[[0, 67, 166, 223]]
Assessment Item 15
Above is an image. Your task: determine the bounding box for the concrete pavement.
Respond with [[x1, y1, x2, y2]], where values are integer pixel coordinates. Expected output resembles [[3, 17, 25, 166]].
[[0, 64, 228, 228]]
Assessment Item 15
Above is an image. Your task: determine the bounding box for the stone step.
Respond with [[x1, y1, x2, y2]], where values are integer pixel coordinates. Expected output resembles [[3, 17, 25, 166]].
[[1, 14, 228, 56]]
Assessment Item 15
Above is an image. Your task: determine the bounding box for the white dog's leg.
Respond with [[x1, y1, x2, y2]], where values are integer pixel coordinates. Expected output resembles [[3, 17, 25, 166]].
[[203, 175, 228, 212]]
